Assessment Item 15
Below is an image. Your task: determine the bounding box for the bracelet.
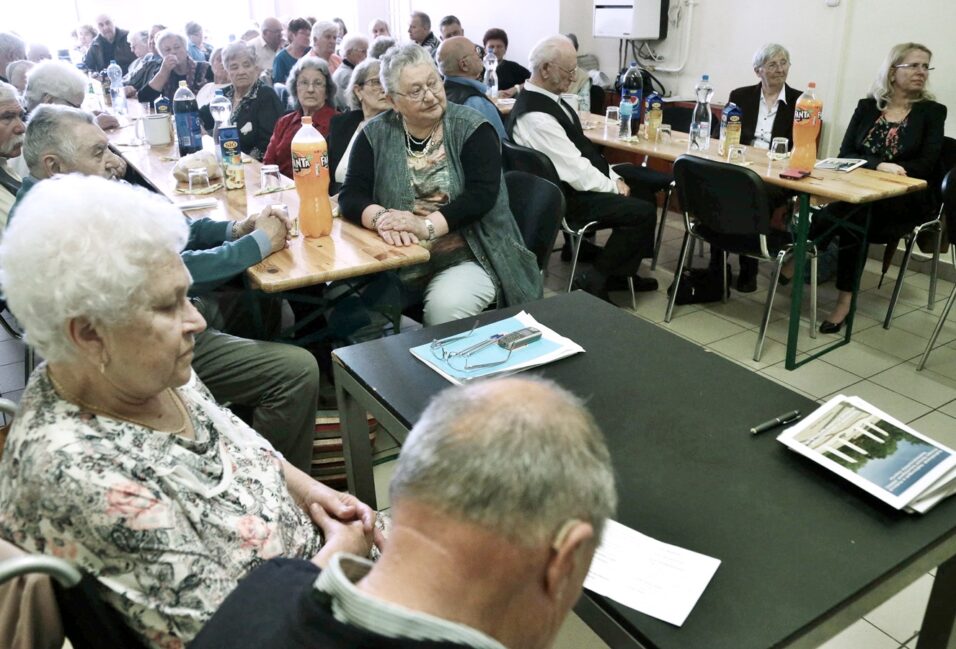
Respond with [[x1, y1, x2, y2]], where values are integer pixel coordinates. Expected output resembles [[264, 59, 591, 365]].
[[423, 217, 436, 241], [231, 221, 240, 239], [370, 207, 389, 229]]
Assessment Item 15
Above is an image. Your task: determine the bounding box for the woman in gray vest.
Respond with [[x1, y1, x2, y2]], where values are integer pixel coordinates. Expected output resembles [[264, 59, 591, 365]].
[[338, 43, 541, 326]]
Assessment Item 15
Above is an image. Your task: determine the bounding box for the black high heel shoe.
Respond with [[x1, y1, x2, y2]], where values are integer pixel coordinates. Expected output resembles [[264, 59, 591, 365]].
[[819, 319, 845, 334]]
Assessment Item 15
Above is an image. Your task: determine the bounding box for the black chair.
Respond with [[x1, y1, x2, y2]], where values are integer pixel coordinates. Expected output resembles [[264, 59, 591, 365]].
[[882, 136, 956, 329], [666, 155, 818, 361], [505, 171, 565, 271], [917, 167, 956, 370], [501, 139, 638, 308]]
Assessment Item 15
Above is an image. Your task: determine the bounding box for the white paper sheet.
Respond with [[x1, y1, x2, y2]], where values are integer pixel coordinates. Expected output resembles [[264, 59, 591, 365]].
[[583, 519, 721, 627]]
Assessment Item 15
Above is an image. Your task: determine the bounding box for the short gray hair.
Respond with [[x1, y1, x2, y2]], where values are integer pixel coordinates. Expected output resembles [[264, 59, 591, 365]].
[[369, 36, 396, 60], [0, 175, 189, 362], [5, 60, 32, 88], [129, 30, 149, 47], [379, 43, 438, 95], [346, 58, 381, 110], [528, 35, 574, 74], [390, 377, 617, 546], [22, 105, 93, 174], [155, 29, 188, 52], [286, 55, 335, 111], [0, 80, 18, 105], [184, 21, 202, 37], [23, 60, 86, 112], [752, 43, 790, 70], [410, 11, 431, 30], [222, 41, 256, 68], [311, 20, 337, 42], [340, 33, 368, 57], [0, 33, 26, 61]]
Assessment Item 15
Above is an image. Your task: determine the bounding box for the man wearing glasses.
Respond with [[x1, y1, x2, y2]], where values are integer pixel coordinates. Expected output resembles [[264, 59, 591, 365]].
[[0, 82, 24, 227], [436, 37, 507, 141], [509, 35, 659, 303], [251, 17, 284, 84]]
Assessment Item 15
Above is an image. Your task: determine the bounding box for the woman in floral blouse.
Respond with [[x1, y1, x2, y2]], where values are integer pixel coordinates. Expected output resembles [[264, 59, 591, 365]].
[[0, 175, 378, 649]]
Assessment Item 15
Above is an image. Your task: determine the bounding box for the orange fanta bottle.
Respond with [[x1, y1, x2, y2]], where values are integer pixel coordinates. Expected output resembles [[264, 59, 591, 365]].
[[291, 116, 333, 237], [791, 82, 823, 172]]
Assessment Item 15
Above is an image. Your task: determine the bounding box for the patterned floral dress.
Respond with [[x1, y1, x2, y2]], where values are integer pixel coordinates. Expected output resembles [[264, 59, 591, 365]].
[[0, 366, 322, 649]]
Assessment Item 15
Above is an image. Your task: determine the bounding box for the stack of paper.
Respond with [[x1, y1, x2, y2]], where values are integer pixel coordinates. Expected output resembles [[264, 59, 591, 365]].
[[409, 311, 584, 384], [777, 395, 956, 513]]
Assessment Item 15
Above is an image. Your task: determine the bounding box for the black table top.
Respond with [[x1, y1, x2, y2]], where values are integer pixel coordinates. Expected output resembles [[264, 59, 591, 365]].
[[334, 291, 956, 649]]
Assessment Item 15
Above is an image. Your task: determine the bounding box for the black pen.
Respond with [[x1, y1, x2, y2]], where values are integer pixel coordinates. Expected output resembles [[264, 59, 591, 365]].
[[750, 410, 802, 435]]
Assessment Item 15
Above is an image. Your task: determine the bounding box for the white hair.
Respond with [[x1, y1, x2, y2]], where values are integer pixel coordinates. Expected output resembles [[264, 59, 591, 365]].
[[751, 43, 790, 70], [221, 40, 256, 68], [340, 33, 368, 56], [379, 42, 438, 95], [0, 33, 26, 62], [155, 29, 188, 52], [311, 21, 337, 42], [528, 34, 574, 74], [390, 377, 617, 546], [0, 80, 18, 105], [346, 58, 381, 110], [22, 105, 92, 174], [5, 60, 33, 89], [368, 19, 390, 35], [369, 36, 396, 60], [285, 56, 335, 111], [23, 60, 86, 112], [0, 175, 189, 362]]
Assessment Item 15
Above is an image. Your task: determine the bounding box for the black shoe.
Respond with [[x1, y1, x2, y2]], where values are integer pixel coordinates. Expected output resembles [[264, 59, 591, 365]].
[[571, 274, 611, 303], [736, 273, 757, 293], [777, 273, 792, 286], [819, 319, 845, 334], [561, 239, 601, 263], [607, 275, 659, 292]]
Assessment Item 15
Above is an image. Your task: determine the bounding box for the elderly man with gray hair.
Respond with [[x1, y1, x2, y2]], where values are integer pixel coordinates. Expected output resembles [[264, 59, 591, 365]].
[[0, 81, 25, 227], [19, 60, 121, 137], [408, 10, 439, 56], [192, 376, 617, 649], [0, 33, 27, 84], [11, 104, 321, 473], [331, 33, 369, 102], [437, 36, 507, 141]]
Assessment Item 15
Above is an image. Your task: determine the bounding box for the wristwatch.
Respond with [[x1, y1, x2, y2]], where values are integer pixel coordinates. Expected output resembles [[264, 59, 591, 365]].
[[423, 217, 436, 241]]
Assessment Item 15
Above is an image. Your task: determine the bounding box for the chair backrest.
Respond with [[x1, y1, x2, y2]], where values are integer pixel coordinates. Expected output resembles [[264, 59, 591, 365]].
[[501, 139, 562, 187], [673, 154, 773, 236], [661, 103, 721, 139], [940, 166, 956, 235], [505, 171, 565, 269]]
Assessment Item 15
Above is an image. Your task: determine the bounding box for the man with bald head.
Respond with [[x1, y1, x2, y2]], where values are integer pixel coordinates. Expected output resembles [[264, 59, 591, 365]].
[[251, 17, 283, 82], [83, 14, 135, 74], [0, 33, 26, 84], [437, 36, 506, 141], [193, 376, 617, 649], [0, 82, 25, 227], [509, 35, 659, 302]]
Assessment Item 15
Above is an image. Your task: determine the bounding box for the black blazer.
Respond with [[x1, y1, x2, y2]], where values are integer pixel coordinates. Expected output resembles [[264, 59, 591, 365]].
[[728, 83, 802, 147], [838, 97, 947, 181], [328, 109, 365, 193]]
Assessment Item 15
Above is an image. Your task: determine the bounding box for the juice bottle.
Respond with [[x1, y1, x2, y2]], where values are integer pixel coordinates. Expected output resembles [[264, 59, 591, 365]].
[[291, 116, 332, 237], [791, 82, 823, 172], [644, 92, 663, 141], [718, 102, 743, 156]]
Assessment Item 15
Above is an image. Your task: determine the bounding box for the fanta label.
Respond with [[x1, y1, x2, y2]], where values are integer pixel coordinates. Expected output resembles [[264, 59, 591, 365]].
[[320, 152, 329, 169], [291, 152, 313, 175]]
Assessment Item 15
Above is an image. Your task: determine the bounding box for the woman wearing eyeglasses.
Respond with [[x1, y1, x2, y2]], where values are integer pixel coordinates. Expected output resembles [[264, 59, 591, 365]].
[[263, 56, 338, 178], [811, 42, 946, 333], [338, 43, 541, 326]]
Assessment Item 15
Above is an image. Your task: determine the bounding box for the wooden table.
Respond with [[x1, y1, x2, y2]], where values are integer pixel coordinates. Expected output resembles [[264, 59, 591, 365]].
[[583, 115, 927, 369], [107, 120, 429, 293]]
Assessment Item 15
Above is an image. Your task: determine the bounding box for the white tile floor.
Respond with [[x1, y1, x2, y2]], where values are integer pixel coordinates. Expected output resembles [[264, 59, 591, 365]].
[[5, 216, 955, 649]]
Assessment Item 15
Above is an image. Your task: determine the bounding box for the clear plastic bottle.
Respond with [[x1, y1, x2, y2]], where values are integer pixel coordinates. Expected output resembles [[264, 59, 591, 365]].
[[483, 50, 498, 99], [620, 60, 644, 126], [644, 92, 663, 141], [688, 74, 714, 152], [791, 82, 823, 172], [106, 59, 127, 115], [172, 81, 203, 156], [618, 99, 633, 140], [208, 90, 232, 161], [291, 116, 333, 237]]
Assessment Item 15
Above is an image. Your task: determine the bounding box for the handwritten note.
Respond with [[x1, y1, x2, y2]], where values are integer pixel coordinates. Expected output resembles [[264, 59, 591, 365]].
[[583, 520, 720, 626]]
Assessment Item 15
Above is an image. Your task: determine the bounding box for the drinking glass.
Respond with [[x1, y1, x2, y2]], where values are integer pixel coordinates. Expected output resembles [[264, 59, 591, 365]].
[[260, 164, 282, 191], [728, 144, 747, 164], [605, 106, 620, 125], [770, 137, 790, 161], [656, 123, 672, 145], [188, 168, 210, 193]]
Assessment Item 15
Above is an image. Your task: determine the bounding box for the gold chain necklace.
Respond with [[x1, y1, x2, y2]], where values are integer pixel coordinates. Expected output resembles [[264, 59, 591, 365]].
[[47, 368, 189, 434]]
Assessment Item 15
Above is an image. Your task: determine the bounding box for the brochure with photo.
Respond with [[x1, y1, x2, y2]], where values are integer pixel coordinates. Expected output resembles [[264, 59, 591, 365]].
[[814, 158, 867, 172], [777, 395, 956, 513]]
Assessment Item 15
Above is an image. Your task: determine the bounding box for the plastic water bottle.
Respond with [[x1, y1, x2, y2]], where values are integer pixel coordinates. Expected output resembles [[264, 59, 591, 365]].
[[483, 50, 498, 99], [618, 100, 633, 140], [208, 90, 232, 161], [688, 74, 713, 152], [106, 60, 127, 115], [619, 60, 644, 126], [173, 81, 203, 156]]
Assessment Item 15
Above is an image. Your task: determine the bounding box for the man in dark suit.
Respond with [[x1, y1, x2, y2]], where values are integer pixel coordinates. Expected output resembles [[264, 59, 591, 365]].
[[713, 43, 801, 292]]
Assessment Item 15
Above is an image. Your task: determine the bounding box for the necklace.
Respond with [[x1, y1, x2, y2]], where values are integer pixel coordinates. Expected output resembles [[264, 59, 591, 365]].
[[47, 368, 189, 434], [403, 118, 441, 158]]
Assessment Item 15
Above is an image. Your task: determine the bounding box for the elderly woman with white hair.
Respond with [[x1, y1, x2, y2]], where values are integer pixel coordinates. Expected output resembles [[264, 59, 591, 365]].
[[200, 40, 282, 161], [22, 60, 86, 112], [0, 175, 379, 649], [338, 43, 541, 325], [138, 29, 212, 103], [262, 56, 336, 178], [328, 58, 389, 190], [310, 20, 342, 75]]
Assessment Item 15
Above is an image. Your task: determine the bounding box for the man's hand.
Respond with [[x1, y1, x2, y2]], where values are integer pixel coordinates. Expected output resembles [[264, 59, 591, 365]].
[[309, 504, 373, 568], [615, 178, 631, 196], [877, 162, 907, 176], [94, 113, 120, 131], [255, 214, 288, 253], [159, 54, 179, 74]]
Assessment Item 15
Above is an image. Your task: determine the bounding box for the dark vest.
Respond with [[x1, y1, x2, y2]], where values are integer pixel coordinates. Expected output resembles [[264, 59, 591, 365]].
[[506, 89, 610, 177], [443, 78, 487, 105]]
